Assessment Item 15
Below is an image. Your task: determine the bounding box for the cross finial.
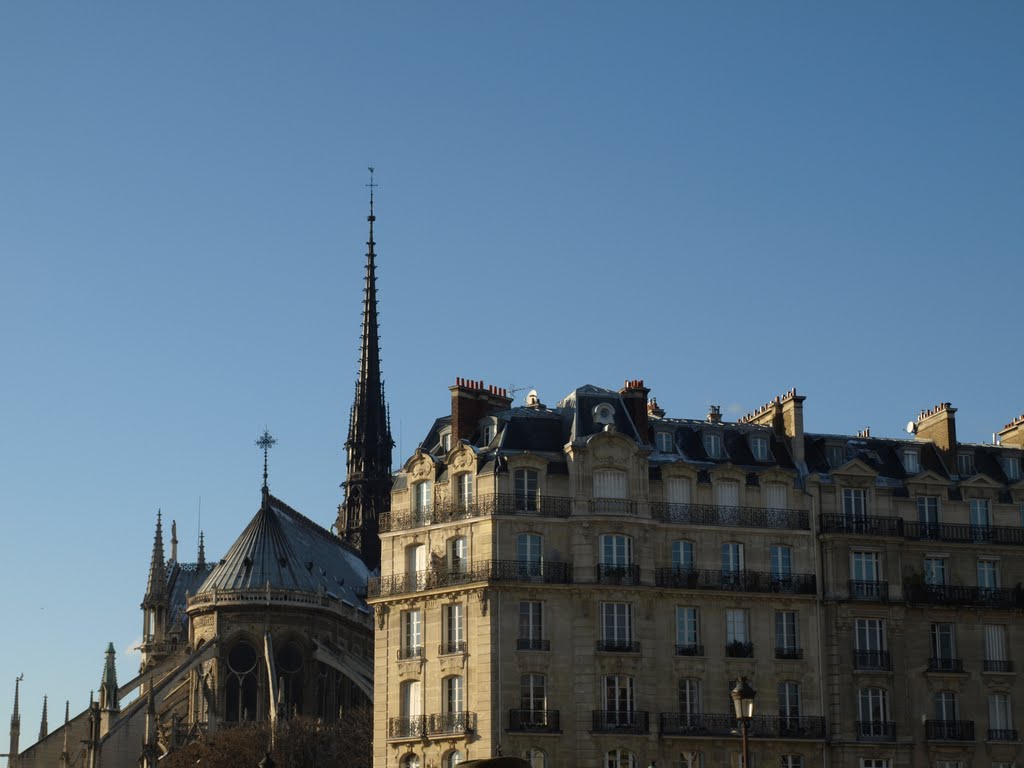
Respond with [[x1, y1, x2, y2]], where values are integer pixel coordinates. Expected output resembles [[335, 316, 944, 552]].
[[255, 428, 276, 491], [366, 166, 377, 219]]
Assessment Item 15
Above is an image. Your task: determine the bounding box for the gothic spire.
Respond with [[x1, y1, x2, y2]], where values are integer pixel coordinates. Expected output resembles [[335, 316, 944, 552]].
[[99, 643, 119, 713], [9, 674, 22, 766], [38, 695, 47, 741], [144, 511, 167, 602], [197, 530, 206, 569], [59, 701, 70, 768], [10, 674, 20, 727], [337, 168, 394, 571]]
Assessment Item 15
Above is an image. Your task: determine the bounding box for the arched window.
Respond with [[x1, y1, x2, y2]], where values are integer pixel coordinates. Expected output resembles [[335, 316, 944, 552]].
[[275, 640, 304, 717], [524, 748, 547, 768], [401, 754, 420, 768], [605, 748, 637, 768], [443, 750, 463, 768], [225, 640, 259, 722]]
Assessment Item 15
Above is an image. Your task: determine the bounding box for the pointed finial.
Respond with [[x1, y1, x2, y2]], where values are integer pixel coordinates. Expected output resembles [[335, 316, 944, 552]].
[[197, 530, 206, 569], [39, 695, 48, 740], [12, 674, 23, 724], [366, 166, 377, 220], [255, 428, 276, 492]]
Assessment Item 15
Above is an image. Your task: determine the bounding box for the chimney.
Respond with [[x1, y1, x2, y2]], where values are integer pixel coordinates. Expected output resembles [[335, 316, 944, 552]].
[[997, 412, 1024, 448], [915, 402, 958, 471], [647, 397, 666, 419], [619, 379, 651, 443], [739, 389, 805, 465], [706, 405, 722, 424], [449, 378, 513, 445]]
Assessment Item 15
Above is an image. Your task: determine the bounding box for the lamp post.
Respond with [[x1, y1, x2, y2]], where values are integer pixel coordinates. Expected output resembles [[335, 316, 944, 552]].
[[731, 677, 757, 768]]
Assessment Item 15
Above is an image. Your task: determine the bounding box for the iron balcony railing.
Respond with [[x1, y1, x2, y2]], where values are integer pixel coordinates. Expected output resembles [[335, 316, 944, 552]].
[[650, 502, 809, 531], [675, 644, 704, 657], [592, 710, 649, 734], [380, 493, 573, 532], [820, 514, 903, 536], [925, 720, 974, 741], [853, 650, 892, 670], [984, 659, 1014, 673], [368, 559, 572, 598], [397, 646, 424, 661], [988, 728, 1018, 741], [775, 647, 803, 660], [927, 657, 964, 673], [904, 521, 1024, 546], [516, 637, 550, 651], [725, 641, 754, 658], [426, 712, 477, 736], [848, 580, 889, 601], [658, 713, 825, 739], [387, 715, 426, 739], [596, 563, 641, 585], [656, 567, 816, 595], [904, 583, 1024, 609], [856, 720, 896, 741], [596, 639, 641, 653], [590, 498, 638, 516], [438, 641, 466, 656], [508, 709, 560, 732]]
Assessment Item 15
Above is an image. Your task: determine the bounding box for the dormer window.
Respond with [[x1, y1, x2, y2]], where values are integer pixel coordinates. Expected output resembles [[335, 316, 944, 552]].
[[1002, 456, 1021, 482], [750, 436, 770, 462], [957, 453, 976, 477], [902, 450, 920, 475], [441, 431, 452, 453], [703, 432, 722, 459], [826, 445, 846, 469], [481, 424, 494, 446], [656, 432, 674, 453]]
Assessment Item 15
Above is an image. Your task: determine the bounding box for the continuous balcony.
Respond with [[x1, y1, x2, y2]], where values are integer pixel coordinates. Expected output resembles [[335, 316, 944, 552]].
[[380, 493, 572, 532], [821, 514, 903, 536], [927, 657, 964, 673], [848, 580, 889, 601], [658, 713, 825, 739], [650, 502, 809, 531], [904, 583, 1024, 609], [925, 720, 974, 741], [508, 709, 560, 732], [904, 521, 1024, 546], [853, 650, 892, 671], [656, 567, 816, 595], [592, 710, 649, 734], [388, 716, 426, 739], [590, 498, 637, 516], [426, 712, 477, 736], [368, 559, 572, 598], [596, 563, 641, 585], [856, 720, 896, 741]]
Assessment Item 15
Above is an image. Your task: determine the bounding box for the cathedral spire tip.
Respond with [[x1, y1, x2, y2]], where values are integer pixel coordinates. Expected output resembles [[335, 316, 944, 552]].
[[255, 428, 276, 494]]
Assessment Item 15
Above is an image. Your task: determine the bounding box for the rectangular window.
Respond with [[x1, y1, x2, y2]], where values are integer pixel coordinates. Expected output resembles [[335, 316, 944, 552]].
[[855, 619, 885, 651], [656, 431, 674, 453], [851, 550, 880, 581], [673, 540, 695, 571], [520, 673, 546, 713], [764, 482, 787, 510], [519, 601, 543, 642], [924, 557, 947, 586], [441, 432, 451, 452], [594, 469, 628, 499], [827, 445, 846, 469], [517, 533, 543, 564], [722, 542, 744, 573], [726, 608, 749, 644], [775, 611, 799, 654], [779, 758, 803, 768], [413, 481, 432, 514], [858, 687, 889, 724], [601, 534, 632, 565], [984, 625, 1008, 670], [978, 559, 1000, 589], [843, 488, 868, 521], [935, 690, 958, 721], [514, 469, 539, 511], [676, 607, 699, 649], [918, 496, 940, 526], [1002, 456, 1021, 481], [443, 603, 464, 652], [444, 675, 464, 714], [481, 424, 493, 445], [679, 678, 701, 715], [601, 603, 633, 645], [448, 536, 467, 572], [751, 436, 769, 461], [402, 610, 422, 656], [930, 623, 956, 661], [455, 473, 474, 509], [770, 545, 792, 579], [971, 499, 991, 527], [858, 761, 890, 768], [603, 675, 635, 716], [666, 477, 692, 504], [903, 450, 920, 474], [989, 693, 1013, 731], [958, 453, 976, 477], [777, 681, 801, 718], [715, 479, 740, 507], [704, 432, 722, 458]]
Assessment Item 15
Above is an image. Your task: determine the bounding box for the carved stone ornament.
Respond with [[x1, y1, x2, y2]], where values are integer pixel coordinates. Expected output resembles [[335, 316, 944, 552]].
[[451, 449, 475, 471], [478, 590, 490, 616], [376, 605, 389, 630], [410, 454, 434, 481]]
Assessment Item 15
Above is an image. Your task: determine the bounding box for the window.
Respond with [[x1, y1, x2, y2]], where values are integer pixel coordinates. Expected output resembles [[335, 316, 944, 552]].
[[656, 431, 674, 453], [400, 679, 422, 720], [935, 690, 958, 720], [775, 611, 799, 657], [751, 436, 770, 461], [859, 761, 889, 768], [672, 540, 695, 571], [984, 625, 1009, 671], [520, 673, 546, 714], [402, 755, 421, 768], [676, 607, 699, 652], [843, 488, 868, 521], [679, 678, 702, 716], [935, 763, 963, 768], [517, 533, 544, 579], [780, 758, 803, 768], [442, 603, 464, 654], [827, 445, 846, 469], [455, 473, 473, 509], [971, 499, 992, 532], [603, 676, 635, 724], [924, 557, 947, 586], [225, 641, 259, 722], [958, 453, 976, 477], [930, 623, 956, 664], [402, 610, 423, 658], [704, 432, 722, 458], [764, 482, 787, 510], [989, 693, 1013, 737], [441, 432, 451, 452], [519, 601, 544, 649], [601, 602, 633, 648], [715, 479, 740, 507], [594, 469, 628, 499], [978, 559, 1000, 589], [858, 687, 889, 736], [604, 749, 637, 768], [443, 675, 464, 714], [722, 543, 744, 573], [918, 496, 940, 525], [524, 748, 547, 768], [778, 681, 801, 720], [601, 534, 633, 566], [903, 450, 920, 474], [1003, 456, 1022, 481], [770, 545, 792, 579], [514, 469, 539, 512], [447, 536, 467, 572], [679, 753, 704, 768], [726, 608, 749, 643], [413, 481, 432, 516], [851, 550, 880, 582], [666, 477, 692, 504], [444, 752, 463, 768], [480, 424, 493, 446], [855, 619, 885, 652]]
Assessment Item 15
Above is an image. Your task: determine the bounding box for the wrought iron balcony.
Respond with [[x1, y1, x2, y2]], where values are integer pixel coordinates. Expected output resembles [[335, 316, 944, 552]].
[[380, 493, 573, 532], [675, 643, 704, 657], [426, 711, 477, 736], [904, 583, 1024, 609], [397, 646, 424, 661], [925, 719, 974, 741], [658, 713, 825, 739], [438, 641, 466, 656], [596, 563, 641, 585], [387, 715, 426, 739], [508, 709, 560, 732], [368, 558, 572, 597], [853, 650, 892, 670], [856, 720, 896, 741], [590, 498, 637, 516], [821, 514, 903, 536], [848, 580, 889, 601], [592, 710, 649, 734], [775, 647, 803, 660], [650, 502, 809, 531], [516, 637, 550, 651], [656, 567, 816, 595], [927, 657, 964, 673], [725, 641, 754, 658], [988, 728, 1018, 741], [904, 521, 1024, 546], [984, 659, 1014, 673], [596, 639, 641, 653]]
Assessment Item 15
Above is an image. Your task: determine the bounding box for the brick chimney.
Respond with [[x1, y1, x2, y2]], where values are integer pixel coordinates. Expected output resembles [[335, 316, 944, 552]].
[[997, 412, 1024, 448], [915, 402, 957, 470], [739, 389, 806, 465], [619, 379, 651, 444], [449, 378, 513, 445]]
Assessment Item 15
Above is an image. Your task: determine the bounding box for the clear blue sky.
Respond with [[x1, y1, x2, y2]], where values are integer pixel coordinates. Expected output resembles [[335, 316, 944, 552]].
[[1, 1, 1022, 738]]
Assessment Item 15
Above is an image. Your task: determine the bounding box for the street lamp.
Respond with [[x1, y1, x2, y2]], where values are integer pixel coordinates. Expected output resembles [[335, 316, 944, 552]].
[[731, 677, 757, 768]]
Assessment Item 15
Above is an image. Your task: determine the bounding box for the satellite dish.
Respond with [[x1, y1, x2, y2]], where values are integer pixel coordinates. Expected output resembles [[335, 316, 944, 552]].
[[906, 421, 916, 435]]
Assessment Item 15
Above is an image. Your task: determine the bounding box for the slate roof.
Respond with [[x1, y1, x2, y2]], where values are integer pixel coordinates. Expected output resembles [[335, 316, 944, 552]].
[[166, 561, 214, 631], [197, 492, 370, 607]]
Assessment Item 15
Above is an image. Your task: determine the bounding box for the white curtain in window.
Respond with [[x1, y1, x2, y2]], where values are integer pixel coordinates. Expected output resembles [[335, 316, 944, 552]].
[[667, 477, 692, 504], [714, 480, 740, 507], [985, 625, 1007, 662], [595, 469, 628, 499], [764, 482, 787, 510]]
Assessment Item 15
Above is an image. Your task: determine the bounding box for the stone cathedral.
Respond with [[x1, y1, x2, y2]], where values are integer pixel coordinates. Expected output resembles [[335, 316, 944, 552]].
[[7, 184, 393, 768]]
